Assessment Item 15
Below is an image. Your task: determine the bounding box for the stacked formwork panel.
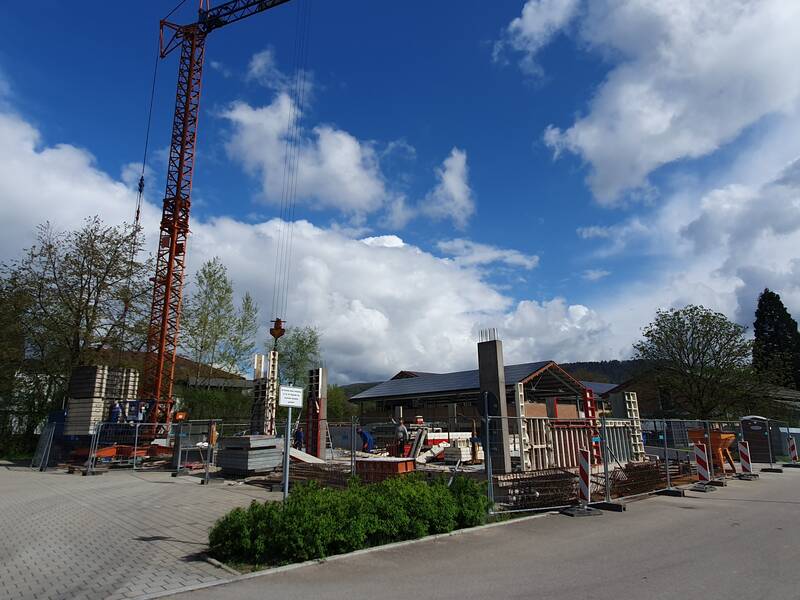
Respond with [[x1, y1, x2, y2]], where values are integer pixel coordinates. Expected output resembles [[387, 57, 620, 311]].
[[250, 350, 279, 435], [64, 366, 140, 436]]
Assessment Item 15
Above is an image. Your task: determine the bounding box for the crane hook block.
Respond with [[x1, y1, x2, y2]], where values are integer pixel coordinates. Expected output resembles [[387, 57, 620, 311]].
[[270, 318, 286, 341]]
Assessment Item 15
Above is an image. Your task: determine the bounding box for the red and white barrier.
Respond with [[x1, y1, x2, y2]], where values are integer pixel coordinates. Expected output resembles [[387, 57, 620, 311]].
[[578, 448, 591, 504], [738, 441, 752, 474], [789, 437, 798, 462], [694, 443, 710, 482]]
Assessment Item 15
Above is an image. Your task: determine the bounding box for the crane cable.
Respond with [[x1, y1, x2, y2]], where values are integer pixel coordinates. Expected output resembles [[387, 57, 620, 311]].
[[271, 0, 314, 323], [116, 34, 161, 367]]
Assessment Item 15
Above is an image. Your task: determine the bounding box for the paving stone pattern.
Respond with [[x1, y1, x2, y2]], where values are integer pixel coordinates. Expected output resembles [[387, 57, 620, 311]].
[[0, 465, 279, 600]]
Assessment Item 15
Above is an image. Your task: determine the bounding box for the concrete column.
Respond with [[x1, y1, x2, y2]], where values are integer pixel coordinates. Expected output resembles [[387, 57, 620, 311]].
[[478, 339, 512, 474]]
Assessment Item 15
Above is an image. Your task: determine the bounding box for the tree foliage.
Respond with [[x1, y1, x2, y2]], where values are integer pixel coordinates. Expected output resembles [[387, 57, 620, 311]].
[[753, 288, 800, 389], [0, 218, 150, 449], [182, 258, 259, 380], [276, 326, 321, 389], [633, 305, 755, 418], [326, 384, 357, 421]]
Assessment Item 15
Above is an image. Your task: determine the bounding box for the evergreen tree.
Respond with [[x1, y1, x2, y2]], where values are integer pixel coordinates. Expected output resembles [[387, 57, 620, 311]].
[[753, 288, 800, 389]]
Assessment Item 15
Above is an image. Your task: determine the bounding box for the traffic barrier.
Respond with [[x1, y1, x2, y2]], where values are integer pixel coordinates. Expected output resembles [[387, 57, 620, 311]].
[[578, 448, 591, 504], [560, 447, 601, 517], [691, 442, 716, 492], [739, 441, 752, 473], [789, 437, 798, 462], [736, 441, 758, 480]]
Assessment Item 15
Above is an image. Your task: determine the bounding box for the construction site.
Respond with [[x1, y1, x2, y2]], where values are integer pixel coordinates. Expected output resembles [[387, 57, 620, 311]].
[[3, 1, 800, 599]]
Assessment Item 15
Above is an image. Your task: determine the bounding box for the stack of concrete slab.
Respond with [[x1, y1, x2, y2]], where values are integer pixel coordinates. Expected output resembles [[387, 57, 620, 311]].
[[217, 435, 285, 476], [105, 368, 139, 401], [65, 366, 110, 436], [64, 366, 140, 436]]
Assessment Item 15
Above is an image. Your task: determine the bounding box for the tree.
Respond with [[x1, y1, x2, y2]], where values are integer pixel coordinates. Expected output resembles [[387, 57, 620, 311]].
[[276, 326, 321, 390], [633, 305, 755, 419], [327, 384, 357, 421], [0, 218, 150, 451], [220, 292, 260, 376], [753, 288, 800, 389], [182, 257, 235, 382], [2, 218, 151, 375]]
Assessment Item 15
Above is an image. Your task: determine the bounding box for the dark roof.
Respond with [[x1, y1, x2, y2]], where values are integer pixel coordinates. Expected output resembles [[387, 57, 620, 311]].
[[353, 361, 552, 401], [580, 381, 618, 395]]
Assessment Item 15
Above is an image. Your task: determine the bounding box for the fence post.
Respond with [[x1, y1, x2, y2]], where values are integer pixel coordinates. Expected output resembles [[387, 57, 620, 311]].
[[600, 415, 611, 503], [133, 423, 139, 471], [483, 392, 494, 509], [662, 419, 671, 489], [350, 417, 357, 475], [283, 411, 292, 501]]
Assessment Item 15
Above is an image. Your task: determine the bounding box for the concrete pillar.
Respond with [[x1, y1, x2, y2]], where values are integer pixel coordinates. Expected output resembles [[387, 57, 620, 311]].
[[478, 339, 512, 474], [306, 367, 328, 459]]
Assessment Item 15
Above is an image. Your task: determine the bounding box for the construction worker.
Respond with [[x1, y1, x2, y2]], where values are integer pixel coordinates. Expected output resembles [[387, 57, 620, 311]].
[[109, 400, 123, 424], [395, 419, 409, 457], [357, 427, 375, 453], [293, 426, 305, 451]]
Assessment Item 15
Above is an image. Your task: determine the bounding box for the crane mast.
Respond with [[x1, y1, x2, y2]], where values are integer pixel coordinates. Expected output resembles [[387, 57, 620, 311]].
[[141, 0, 293, 423]]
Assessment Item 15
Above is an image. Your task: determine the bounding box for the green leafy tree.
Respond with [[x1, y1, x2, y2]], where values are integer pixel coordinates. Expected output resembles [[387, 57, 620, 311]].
[[182, 257, 235, 382], [753, 288, 800, 389], [633, 305, 755, 418], [326, 384, 357, 421], [0, 218, 150, 450], [276, 326, 321, 390], [220, 292, 259, 375]]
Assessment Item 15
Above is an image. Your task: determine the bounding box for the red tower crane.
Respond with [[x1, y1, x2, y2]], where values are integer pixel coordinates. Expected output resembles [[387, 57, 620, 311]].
[[141, 0, 293, 423]]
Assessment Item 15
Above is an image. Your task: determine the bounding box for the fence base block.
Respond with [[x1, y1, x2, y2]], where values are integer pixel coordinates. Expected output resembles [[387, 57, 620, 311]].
[[690, 482, 716, 492], [655, 488, 685, 497], [781, 463, 800, 469], [560, 505, 602, 517], [707, 479, 726, 487], [590, 501, 626, 512], [761, 467, 784, 473], [736, 473, 759, 480]]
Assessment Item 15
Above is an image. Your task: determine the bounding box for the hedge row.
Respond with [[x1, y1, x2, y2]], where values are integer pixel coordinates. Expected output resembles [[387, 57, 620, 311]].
[[209, 474, 490, 566]]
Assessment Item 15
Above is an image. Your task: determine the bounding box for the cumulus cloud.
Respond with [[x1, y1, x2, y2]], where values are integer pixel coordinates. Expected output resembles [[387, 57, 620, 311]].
[[494, 0, 581, 74], [420, 148, 475, 229], [246, 47, 291, 90], [0, 103, 609, 382], [223, 95, 388, 217], [0, 111, 159, 261], [437, 239, 539, 270], [502, 0, 800, 203]]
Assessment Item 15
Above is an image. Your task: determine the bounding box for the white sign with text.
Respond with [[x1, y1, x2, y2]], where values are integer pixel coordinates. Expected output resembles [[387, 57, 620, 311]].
[[279, 385, 304, 408]]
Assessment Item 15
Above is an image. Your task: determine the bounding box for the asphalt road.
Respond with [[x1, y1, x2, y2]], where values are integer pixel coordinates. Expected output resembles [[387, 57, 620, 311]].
[[166, 468, 800, 600]]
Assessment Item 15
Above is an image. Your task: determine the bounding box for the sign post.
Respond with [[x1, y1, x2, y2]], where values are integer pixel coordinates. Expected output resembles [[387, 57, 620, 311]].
[[279, 385, 304, 501]]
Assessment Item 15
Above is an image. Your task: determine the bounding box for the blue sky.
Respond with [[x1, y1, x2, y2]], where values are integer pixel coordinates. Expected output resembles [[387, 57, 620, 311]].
[[2, 1, 800, 382]]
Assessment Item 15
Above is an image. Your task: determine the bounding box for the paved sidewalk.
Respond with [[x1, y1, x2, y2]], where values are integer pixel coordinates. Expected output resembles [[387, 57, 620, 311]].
[[0, 464, 279, 600]]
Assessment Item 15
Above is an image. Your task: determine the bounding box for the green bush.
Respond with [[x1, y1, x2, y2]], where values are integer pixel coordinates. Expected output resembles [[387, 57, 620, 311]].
[[448, 476, 492, 528], [208, 474, 490, 566]]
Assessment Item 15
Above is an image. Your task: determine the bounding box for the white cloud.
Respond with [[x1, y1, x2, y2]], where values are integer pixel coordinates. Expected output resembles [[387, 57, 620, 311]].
[[0, 111, 159, 261], [437, 239, 539, 270], [421, 148, 475, 229], [246, 47, 291, 90], [503, 1, 800, 203], [222, 95, 388, 217], [0, 103, 611, 383], [209, 60, 232, 78], [582, 269, 610, 282], [494, 0, 581, 74]]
